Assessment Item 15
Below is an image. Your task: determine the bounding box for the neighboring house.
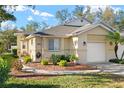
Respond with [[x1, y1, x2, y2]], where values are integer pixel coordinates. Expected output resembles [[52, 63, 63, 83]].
[[16, 18, 118, 64]]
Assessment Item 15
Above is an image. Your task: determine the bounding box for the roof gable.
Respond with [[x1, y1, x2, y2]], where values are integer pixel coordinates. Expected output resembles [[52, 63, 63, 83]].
[[72, 23, 114, 36]]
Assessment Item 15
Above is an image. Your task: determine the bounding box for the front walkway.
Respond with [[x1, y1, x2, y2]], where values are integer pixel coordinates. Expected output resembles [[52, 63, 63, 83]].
[[87, 62, 124, 76], [22, 65, 101, 75]]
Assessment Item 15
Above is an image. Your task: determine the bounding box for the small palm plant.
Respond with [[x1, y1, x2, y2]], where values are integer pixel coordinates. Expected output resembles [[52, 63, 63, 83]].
[[107, 31, 124, 60]]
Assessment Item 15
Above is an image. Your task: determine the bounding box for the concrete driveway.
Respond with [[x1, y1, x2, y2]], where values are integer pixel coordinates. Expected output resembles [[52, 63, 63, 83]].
[[87, 62, 124, 76]]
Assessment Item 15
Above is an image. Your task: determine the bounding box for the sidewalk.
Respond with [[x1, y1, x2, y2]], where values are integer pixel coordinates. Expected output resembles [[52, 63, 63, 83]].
[[22, 65, 101, 75]]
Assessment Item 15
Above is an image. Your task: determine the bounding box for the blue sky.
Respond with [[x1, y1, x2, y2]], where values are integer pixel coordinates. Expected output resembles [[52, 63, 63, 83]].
[[1, 5, 124, 30]]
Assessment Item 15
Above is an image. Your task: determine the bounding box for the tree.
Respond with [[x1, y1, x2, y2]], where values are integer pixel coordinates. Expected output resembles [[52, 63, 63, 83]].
[[21, 21, 42, 32], [41, 22, 49, 31], [107, 31, 124, 60], [56, 9, 71, 24], [0, 5, 16, 25], [73, 5, 84, 19], [72, 5, 95, 22], [102, 6, 115, 26], [0, 30, 17, 51], [115, 10, 124, 30]]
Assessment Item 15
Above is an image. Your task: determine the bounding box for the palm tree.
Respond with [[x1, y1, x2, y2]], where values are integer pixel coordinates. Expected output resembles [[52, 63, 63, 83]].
[[107, 31, 124, 60]]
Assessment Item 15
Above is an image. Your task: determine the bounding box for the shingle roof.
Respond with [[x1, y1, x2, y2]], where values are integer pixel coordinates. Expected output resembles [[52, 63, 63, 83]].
[[33, 31, 51, 36], [43, 25, 80, 36]]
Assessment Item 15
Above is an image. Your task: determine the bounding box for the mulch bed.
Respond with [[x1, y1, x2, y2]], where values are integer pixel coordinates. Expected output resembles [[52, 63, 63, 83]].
[[26, 62, 96, 71], [10, 68, 55, 80]]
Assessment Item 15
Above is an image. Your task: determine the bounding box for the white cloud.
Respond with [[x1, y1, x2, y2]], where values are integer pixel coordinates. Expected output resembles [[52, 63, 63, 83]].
[[40, 12, 54, 17], [15, 5, 27, 11], [1, 21, 16, 30], [30, 9, 40, 15], [27, 16, 33, 21], [30, 8, 54, 17]]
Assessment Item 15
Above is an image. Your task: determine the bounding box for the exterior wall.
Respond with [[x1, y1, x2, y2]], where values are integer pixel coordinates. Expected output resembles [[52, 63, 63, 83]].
[[42, 37, 65, 59], [17, 34, 28, 57], [17, 26, 115, 63], [76, 26, 115, 64], [28, 37, 36, 61], [77, 33, 87, 63]]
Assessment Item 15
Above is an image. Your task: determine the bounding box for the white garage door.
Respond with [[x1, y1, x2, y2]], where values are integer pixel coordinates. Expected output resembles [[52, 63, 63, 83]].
[[87, 43, 106, 62]]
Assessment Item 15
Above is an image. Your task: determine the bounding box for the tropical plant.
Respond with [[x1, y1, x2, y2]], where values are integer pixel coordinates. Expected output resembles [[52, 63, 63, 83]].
[[0, 57, 11, 84], [50, 54, 59, 65], [107, 31, 124, 60]]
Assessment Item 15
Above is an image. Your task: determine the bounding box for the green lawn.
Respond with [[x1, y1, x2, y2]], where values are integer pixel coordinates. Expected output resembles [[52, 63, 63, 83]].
[[0, 53, 124, 88], [1, 53, 18, 63], [0, 73, 124, 88]]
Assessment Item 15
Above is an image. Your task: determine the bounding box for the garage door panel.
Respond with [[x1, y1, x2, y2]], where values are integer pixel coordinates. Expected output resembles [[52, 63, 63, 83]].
[[87, 43, 105, 62]]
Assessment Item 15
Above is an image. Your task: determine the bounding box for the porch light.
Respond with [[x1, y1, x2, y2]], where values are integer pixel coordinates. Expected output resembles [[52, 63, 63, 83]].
[[83, 41, 86, 46], [109, 42, 113, 46]]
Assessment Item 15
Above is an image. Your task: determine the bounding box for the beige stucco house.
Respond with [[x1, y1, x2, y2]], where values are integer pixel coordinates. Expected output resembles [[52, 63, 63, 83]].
[[16, 18, 117, 64]]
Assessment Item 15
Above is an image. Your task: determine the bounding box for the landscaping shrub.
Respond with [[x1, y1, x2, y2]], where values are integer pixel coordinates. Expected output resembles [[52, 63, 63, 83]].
[[109, 58, 120, 63], [59, 60, 67, 67], [119, 60, 124, 64], [0, 57, 11, 84], [65, 55, 71, 62], [41, 59, 48, 65], [50, 54, 79, 65], [69, 54, 79, 62], [50, 54, 60, 65], [12, 61, 23, 71], [24, 56, 32, 64]]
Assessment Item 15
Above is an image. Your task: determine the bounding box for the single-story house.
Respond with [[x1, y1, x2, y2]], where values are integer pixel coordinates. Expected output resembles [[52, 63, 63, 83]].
[[16, 18, 122, 64]]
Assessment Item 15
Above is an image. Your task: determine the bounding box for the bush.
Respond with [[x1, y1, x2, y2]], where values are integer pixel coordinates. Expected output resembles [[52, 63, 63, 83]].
[[0, 57, 11, 84], [59, 60, 67, 67], [109, 58, 121, 63], [69, 54, 79, 62], [50, 54, 60, 65], [12, 48, 17, 56], [41, 59, 48, 65], [24, 56, 32, 64], [12, 61, 23, 71]]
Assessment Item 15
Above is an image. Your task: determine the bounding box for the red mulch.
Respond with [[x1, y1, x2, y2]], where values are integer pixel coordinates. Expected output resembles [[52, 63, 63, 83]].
[[26, 62, 96, 71]]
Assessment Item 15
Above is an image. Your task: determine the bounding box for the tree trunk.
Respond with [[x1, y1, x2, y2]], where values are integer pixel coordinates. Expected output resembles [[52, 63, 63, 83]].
[[114, 43, 119, 59]]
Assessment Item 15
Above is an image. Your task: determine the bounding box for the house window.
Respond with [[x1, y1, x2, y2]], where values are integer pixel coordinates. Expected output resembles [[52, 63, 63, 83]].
[[48, 39, 60, 51], [22, 45, 25, 49]]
